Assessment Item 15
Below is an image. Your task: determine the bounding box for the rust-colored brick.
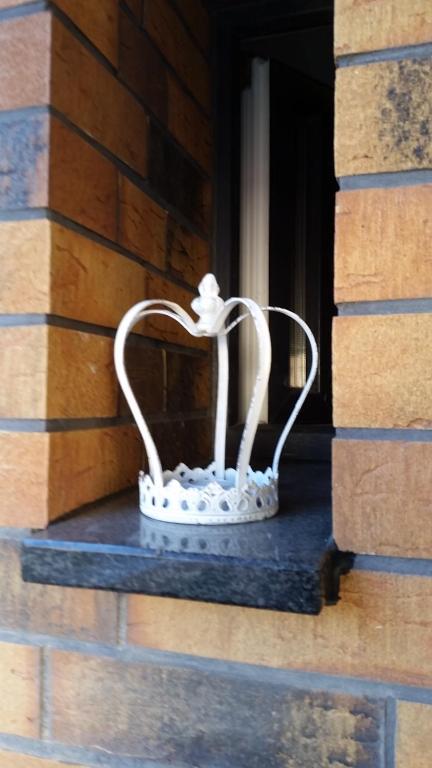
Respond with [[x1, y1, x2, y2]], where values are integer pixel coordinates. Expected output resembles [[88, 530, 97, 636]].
[[0, 433, 49, 527], [397, 702, 432, 768], [118, 175, 167, 268], [167, 217, 209, 286], [333, 439, 432, 558], [335, 186, 432, 303], [335, 0, 432, 56], [336, 59, 432, 176], [127, 569, 432, 687], [0, 642, 39, 737], [53, 0, 118, 65], [333, 314, 432, 429]]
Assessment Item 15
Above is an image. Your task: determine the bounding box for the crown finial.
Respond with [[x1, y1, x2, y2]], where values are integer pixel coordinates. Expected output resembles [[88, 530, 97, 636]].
[[191, 273, 224, 333]]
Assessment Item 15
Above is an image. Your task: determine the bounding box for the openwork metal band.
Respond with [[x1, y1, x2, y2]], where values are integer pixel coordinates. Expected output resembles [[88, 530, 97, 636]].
[[114, 274, 318, 525]]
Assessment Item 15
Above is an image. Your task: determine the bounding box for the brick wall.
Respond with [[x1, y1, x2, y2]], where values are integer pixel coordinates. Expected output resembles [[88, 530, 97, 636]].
[[0, 0, 431, 766], [0, 0, 212, 528]]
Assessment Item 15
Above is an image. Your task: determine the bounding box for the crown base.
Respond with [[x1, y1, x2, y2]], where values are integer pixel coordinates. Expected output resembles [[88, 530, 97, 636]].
[[138, 462, 279, 525]]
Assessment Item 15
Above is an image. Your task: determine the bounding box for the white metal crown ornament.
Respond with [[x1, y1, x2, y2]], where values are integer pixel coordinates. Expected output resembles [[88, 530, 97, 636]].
[[114, 274, 318, 525]]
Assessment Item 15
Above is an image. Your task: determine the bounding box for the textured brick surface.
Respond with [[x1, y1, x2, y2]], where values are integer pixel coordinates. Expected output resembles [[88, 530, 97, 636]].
[[0, 112, 49, 210], [0, 12, 51, 110], [335, 186, 432, 302], [119, 9, 167, 123], [127, 570, 432, 687], [123, 0, 142, 20], [143, 0, 210, 110], [48, 425, 142, 519], [0, 433, 49, 527], [53, 0, 118, 64], [0, 220, 51, 314], [333, 439, 432, 557], [336, 59, 432, 176], [0, 642, 39, 737], [397, 702, 432, 768], [146, 272, 208, 349], [120, 343, 165, 416], [0, 326, 48, 418], [51, 649, 385, 767], [335, 0, 432, 55], [167, 217, 209, 286], [0, 539, 118, 643], [52, 18, 148, 177], [166, 351, 211, 412], [118, 176, 167, 268], [167, 74, 212, 172], [50, 117, 117, 240], [0, 753, 87, 768], [151, 417, 212, 469], [333, 314, 432, 428], [174, 0, 209, 52]]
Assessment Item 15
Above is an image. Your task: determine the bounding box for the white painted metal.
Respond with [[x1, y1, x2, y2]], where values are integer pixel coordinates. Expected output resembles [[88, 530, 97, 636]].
[[239, 57, 270, 423], [114, 274, 317, 525]]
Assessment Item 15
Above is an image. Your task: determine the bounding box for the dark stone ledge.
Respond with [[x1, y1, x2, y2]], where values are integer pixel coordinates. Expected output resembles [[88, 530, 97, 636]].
[[21, 461, 353, 615]]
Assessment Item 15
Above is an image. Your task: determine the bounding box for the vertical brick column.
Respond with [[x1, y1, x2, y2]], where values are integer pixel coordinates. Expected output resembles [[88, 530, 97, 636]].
[[0, 0, 212, 527], [333, 1, 432, 557]]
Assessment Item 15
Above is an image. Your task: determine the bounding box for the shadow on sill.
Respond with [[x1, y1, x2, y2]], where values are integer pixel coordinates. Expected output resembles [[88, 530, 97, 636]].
[[21, 460, 353, 615]]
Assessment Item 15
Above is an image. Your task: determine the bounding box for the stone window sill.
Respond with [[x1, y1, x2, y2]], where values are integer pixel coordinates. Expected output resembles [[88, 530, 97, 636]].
[[20, 461, 352, 615]]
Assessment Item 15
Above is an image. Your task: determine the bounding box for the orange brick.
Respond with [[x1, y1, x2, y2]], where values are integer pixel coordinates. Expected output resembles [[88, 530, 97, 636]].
[[127, 570, 432, 687], [167, 217, 209, 286], [0, 432, 49, 527], [0, 753, 88, 768], [335, 0, 432, 56], [333, 314, 432, 428], [143, 0, 210, 110], [123, 0, 141, 20], [0, 220, 51, 314], [167, 75, 212, 172], [119, 344, 165, 416], [0, 642, 39, 737], [119, 10, 167, 123], [145, 272, 208, 350], [118, 176, 167, 268], [50, 116, 117, 240], [335, 186, 432, 303], [0, 326, 48, 418], [397, 702, 432, 768], [166, 351, 211, 412], [174, 0, 209, 52], [333, 439, 432, 558], [53, 0, 118, 65], [52, 18, 148, 177], [0, 538, 118, 643], [48, 425, 142, 519], [336, 60, 432, 176], [0, 12, 51, 110]]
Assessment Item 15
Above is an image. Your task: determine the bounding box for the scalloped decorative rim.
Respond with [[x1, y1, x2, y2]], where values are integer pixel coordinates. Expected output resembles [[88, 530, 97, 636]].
[[138, 462, 279, 524]]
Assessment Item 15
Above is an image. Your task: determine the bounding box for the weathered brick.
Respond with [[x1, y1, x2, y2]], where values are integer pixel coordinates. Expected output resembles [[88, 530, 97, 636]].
[[127, 570, 432, 687], [52, 18, 148, 177], [123, 0, 142, 21], [0, 642, 39, 737], [333, 314, 432, 428], [333, 439, 432, 558], [0, 753, 87, 768], [50, 117, 117, 240], [120, 342, 165, 416], [149, 121, 210, 230], [167, 217, 209, 286], [335, 186, 432, 303], [119, 9, 168, 123], [336, 60, 432, 176], [173, 0, 209, 52], [397, 702, 432, 768], [0, 326, 48, 418], [0, 539, 118, 643], [0, 12, 51, 110], [335, 0, 432, 56], [166, 351, 211, 412], [0, 112, 49, 210], [145, 271, 208, 349], [167, 74, 212, 172], [0, 220, 51, 314], [143, 0, 210, 111], [0, 433, 49, 527], [118, 176, 167, 268], [48, 426, 142, 519], [51, 648, 385, 766], [53, 0, 118, 65]]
